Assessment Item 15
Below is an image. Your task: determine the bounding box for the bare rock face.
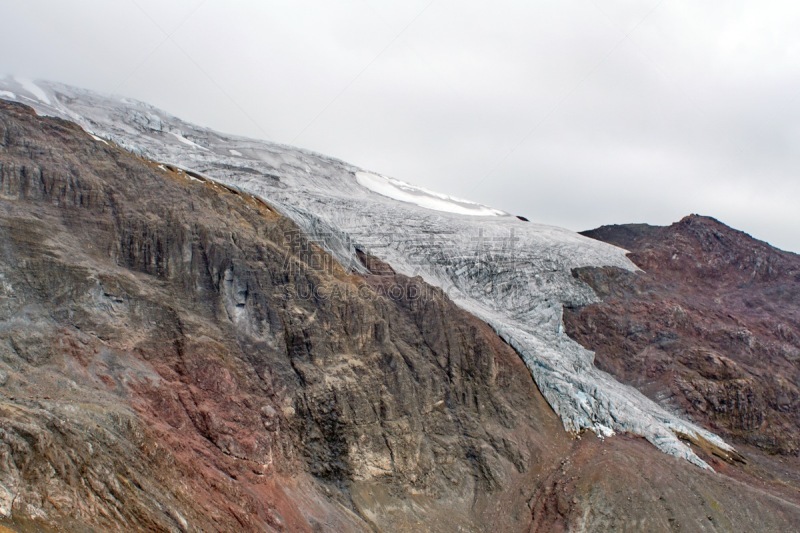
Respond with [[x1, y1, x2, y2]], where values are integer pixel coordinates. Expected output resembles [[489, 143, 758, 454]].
[[566, 215, 800, 455], [0, 100, 569, 531], [1, 100, 800, 531]]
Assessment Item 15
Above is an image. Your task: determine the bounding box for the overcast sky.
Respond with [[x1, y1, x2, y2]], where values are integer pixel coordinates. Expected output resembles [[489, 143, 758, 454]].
[[2, 1, 799, 252]]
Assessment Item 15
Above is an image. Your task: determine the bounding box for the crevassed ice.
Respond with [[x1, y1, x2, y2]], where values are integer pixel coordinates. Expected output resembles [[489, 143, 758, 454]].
[[2, 79, 736, 469]]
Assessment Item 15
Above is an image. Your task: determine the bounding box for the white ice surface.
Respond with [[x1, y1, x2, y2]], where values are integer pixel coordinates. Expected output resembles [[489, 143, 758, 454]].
[[356, 171, 506, 216], [229, 149, 243, 156], [16, 78, 51, 105], [0, 78, 736, 469], [169, 131, 208, 151], [89, 133, 109, 145], [0, 90, 15, 100]]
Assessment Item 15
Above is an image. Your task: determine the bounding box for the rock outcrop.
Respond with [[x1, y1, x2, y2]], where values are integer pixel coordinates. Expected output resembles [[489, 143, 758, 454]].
[[566, 216, 800, 456]]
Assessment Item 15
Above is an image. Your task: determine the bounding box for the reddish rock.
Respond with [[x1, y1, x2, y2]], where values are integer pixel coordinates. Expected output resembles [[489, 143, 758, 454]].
[[566, 215, 800, 455]]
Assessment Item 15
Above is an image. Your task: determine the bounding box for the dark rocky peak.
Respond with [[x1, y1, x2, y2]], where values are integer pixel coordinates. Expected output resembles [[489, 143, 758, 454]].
[[568, 213, 800, 459], [672, 214, 786, 260], [581, 222, 661, 250], [585, 214, 799, 286]]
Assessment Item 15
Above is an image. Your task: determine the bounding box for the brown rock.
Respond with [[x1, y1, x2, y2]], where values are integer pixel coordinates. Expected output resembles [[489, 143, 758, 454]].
[[566, 216, 800, 455]]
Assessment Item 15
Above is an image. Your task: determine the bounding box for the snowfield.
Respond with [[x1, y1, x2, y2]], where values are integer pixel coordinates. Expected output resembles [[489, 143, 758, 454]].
[[355, 171, 507, 216], [0, 77, 736, 469], [16, 78, 51, 105]]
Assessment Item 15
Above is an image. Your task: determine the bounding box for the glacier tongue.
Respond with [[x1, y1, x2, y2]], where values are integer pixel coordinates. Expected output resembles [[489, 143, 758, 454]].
[[1, 79, 736, 469]]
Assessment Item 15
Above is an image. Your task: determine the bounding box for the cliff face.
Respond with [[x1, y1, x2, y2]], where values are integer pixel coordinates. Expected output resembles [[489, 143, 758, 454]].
[[566, 216, 800, 456], [0, 78, 731, 469], [0, 100, 567, 531], [1, 100, 800, 532]]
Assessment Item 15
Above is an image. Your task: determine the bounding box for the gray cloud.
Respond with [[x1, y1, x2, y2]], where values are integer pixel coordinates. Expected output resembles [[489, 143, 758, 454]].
[[2, 0, 798, 251]]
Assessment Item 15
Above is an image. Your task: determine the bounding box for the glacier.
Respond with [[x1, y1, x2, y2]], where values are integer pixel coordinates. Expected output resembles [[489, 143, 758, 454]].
[[0, 77, 736, 469]]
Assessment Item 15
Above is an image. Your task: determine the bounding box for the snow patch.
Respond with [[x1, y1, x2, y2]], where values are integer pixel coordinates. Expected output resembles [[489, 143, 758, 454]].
[[169, 131, 208, 151], [596, 424, 615, 438], [89, 133, 109, 145], [229, 149, 243, 157], [0, 90, 15, 100], [16, 78, 51, 105], [355, 171, 507, 217]]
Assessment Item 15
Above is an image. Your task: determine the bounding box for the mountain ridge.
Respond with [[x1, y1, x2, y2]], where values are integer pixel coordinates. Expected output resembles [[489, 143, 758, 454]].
[[1, 97, 799, 531], [0, 78, 736, 469]]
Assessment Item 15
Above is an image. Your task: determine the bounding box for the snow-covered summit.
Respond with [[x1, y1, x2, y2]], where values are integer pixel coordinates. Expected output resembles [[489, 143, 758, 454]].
[[0, 78, 734, 468]]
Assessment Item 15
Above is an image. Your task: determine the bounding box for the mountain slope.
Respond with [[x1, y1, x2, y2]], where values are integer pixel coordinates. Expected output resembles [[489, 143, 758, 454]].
[[2, 99, 800, 531], [0, 77, 736, 468], [566, 215, 800, 455], [0, 98, 569, 531]]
